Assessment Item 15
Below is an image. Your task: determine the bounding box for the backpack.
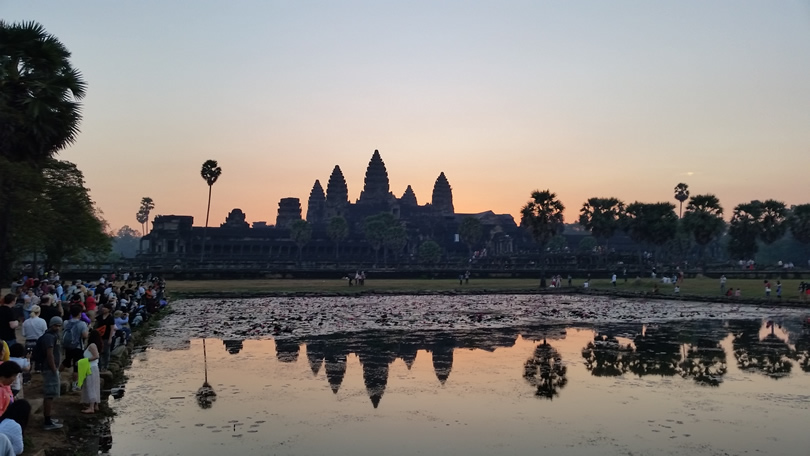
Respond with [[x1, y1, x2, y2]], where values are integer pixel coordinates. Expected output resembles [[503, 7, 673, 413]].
[[62, 320, 83, 349], [32, 332, 52, 365]]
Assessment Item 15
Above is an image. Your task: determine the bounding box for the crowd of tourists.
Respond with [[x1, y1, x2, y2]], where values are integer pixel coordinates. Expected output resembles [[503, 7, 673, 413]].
[[0, 272, 167, 455]]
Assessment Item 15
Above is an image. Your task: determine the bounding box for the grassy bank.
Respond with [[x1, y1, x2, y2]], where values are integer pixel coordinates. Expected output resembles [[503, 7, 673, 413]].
[[168, 276, 809, 302]]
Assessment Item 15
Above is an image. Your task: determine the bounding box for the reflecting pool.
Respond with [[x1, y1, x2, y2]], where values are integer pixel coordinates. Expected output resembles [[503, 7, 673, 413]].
[[109, 315, 810, 455]]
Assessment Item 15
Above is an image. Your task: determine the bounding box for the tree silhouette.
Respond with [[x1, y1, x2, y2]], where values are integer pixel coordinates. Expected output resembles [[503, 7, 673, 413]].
[[730, 320, 793, 379], [383, 223, 407, 266], [0, 21, 87, 280], [326, 216, 348, 261], [682, 194, 725, 263], [582, 332, 635, 377], [290, 219, 312, 264], [524, 340, 568, 399], [458, 217, 483, 257], [792, 330, 810, 373], [364, 212, 396, 266], [578, 197, 624, 258], [674, 183, 690, 218], [759, 199, 788, 245], [628, 325, 681, 377], [790, 204, 810, 260], [728, 201, 763, 260], [417, 240, 442, 264], [520, 190, 565, 288], [623, 202, 678, 268], [199, 159, 222, 262], [137, 197, 154, 235]]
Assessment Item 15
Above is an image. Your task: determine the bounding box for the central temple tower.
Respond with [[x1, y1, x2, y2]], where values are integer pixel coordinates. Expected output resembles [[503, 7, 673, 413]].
[[357, 150, 391, 205]]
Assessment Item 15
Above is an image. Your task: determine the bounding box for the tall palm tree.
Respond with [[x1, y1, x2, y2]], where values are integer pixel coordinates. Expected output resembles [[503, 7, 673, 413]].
[[674, 183, 690, 218], [520, 189, 565, 288], [138, 197, 155, 234], [0, 21, 87, 280], [200, 160, 222, 262]]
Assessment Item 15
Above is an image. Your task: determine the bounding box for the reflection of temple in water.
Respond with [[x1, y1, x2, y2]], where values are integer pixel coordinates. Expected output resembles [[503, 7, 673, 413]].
[[215, 319, 810, 408]]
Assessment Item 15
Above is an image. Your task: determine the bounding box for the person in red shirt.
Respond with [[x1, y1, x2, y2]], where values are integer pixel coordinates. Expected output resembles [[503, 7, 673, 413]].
[[84, 292, 97, 320]]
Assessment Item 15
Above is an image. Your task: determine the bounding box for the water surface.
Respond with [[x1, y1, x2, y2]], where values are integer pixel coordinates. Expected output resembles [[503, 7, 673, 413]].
[[110, 314, 810, 455]]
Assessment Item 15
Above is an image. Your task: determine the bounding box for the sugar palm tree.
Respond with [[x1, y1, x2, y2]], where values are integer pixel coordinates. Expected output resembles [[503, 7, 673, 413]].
[[138, 197, 155, 235], [674, 183, 690, 218], [520, 189, 565, 288], [200, 160, 222, 262], [0, 21, 87, 280]]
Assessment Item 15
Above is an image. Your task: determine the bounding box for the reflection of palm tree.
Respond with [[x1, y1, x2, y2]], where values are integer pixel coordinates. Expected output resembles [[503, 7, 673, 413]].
[[677, 339, 727, 386], [731, 320, 793, 379], [582, 333, 634, 377], [628, 326, 681, 377], [196, 339, 217, 409], [792, 330, 810, 373], [524, 340, 567, 399]]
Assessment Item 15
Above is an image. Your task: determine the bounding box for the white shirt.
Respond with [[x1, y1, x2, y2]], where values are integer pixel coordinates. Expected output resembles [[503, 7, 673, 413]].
[[0, 419, 23, 455], [22, 317, 47, 341]]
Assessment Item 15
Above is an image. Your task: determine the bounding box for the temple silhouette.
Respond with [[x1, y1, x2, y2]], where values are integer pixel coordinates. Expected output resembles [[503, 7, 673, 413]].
[[139, 150, 520, 263], [210, 319, 810, 408]]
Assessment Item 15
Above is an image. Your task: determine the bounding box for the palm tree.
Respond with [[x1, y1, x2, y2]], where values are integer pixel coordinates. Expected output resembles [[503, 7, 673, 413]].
[[199, 160, 222, 262], [138, 197, 155, 235], [524, 340, 568, 399], [196, 339, 217, 409], [578, 197, 624, 256], [674, 183, 690, 218], [135, 209, 148, 240], [682, 194, 725, 263], [520, 189, 565, 288], [327, 216, 348, 261], [0, 21, 87, 280], [759, 199, 788, 245]]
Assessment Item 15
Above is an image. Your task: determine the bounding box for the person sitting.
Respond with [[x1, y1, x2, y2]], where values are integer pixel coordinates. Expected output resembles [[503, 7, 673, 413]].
[[0, 400, 30, 455], [0, 363, 22, 416]]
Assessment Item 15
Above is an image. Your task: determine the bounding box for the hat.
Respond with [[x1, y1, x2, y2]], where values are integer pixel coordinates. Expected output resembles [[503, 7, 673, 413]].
[[49, 316, 63, 327]]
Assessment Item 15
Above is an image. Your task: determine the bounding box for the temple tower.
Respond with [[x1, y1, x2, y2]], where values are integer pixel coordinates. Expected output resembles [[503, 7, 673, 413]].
[[431, 172, 454, 215], [221, 208, 249, 228], [400, 185, 418, 206], [306, 179, 326, 224], [358, 150, 390, 204], [276, 197, 302, 228], [325, 165, 349, 217]]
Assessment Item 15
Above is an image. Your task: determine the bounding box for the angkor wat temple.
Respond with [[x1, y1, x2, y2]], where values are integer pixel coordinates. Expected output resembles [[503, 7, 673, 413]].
[[140, 150, 523, 265]]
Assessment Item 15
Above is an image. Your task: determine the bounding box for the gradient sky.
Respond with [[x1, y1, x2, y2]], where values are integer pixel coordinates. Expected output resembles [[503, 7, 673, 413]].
[[4, 1, 810, 233]]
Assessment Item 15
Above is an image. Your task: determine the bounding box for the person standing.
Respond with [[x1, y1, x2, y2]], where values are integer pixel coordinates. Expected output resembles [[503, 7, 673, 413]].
[[0, 296, 18, 348], [80, 330, 102, 414], [22, 306, 46, 364], [611, 273, 617, 287], [720, 275, 727, 294], [776, 281, 782, 299], [37, 317, 64, 430], [62, 306, 88, 391], [95, 305, 115, 371]]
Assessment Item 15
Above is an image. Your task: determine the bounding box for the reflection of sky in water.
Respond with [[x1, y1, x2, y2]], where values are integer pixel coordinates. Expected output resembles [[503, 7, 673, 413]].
[[111, 319, 810, 456]]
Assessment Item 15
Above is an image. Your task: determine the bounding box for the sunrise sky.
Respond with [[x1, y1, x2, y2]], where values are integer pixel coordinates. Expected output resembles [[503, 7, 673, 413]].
[[4, 1, 810, 233]]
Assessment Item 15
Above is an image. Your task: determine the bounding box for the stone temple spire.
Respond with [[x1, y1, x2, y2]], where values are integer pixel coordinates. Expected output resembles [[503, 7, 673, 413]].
[[325, 165, 349, 209], [358, 150, 390, 204], [306, 179, 326, 224], [431, 172, 454, 214], [400, 185, 418, 206]]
